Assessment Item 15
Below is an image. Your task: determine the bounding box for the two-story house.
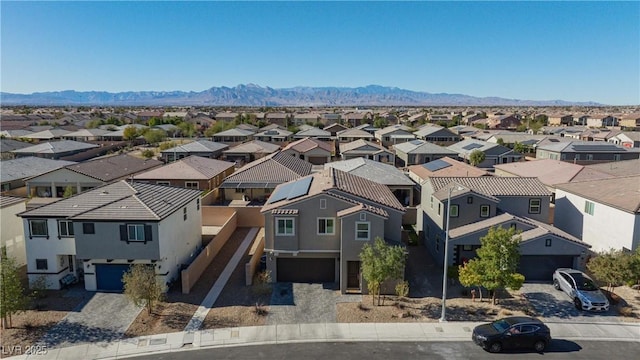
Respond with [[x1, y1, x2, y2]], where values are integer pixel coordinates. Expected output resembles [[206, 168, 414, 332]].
[[159, 140, 229, 163], [374, 125, 415, 147], [535, 140, 640, 164], [393, 140, 459, 167], [338, 139, 394, 163], [413, 125, 462, 145], [281, 138, 333, 165], [17, 180, 202, 291], [260, 168, 405, 294], [447, 139, 523, 168]]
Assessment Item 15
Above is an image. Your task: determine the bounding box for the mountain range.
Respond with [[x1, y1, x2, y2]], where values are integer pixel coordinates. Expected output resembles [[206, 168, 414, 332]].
[[0, 84, 603, 107]]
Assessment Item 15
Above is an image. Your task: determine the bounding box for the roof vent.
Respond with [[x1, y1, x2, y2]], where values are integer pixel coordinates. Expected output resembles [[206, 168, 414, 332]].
[[99, 191, 109, 195]]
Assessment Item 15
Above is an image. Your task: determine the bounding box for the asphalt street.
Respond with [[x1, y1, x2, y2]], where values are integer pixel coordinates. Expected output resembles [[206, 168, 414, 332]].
[[130, 341, 640, 360]]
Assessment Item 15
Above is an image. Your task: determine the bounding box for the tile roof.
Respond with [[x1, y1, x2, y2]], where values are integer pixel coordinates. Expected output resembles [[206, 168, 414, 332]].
[[270, 209, 299, 215], [293, 128, 332, 138], [134, 156, 235, 180], [64, 154, 163, 182], [334, 200, 388, 218], [213, 128, 255, 137], [585, 159, 640, 177], [555, 175, 640, 213], [0, 195, 27, 209], [25, 129, 72, 139], [223, 140, 281, 154], [160, 140, 228, 154], [339, 139, 387, 154], [0, 129, 35, 138], [536, 140, 629, 153], [221, 151, 313, 188], [62, 128, 111, 137], [408, 157, 489, 180], [393, 140, 458, 155], [324, 158, 414, 186], [375, 124, 412, 135], [11, 140, 99, 155], [0, 138, 31, 152], [282, 138, 332, 154], [494, 159, 614, 186], [19, 180, 201, 221], [254, 128, 293, 137], [429, 176, 551, 200], [447, 139, 510, 156], [337, 128, 374, 138], [1, 157, 76, 183]]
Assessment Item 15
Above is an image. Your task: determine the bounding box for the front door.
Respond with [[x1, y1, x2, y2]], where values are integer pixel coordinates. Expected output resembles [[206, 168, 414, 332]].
[[347, 261, 361, 290]]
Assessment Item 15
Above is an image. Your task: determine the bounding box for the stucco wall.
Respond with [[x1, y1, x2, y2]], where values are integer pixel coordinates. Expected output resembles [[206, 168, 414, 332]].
[[1, 200, 27, 266]]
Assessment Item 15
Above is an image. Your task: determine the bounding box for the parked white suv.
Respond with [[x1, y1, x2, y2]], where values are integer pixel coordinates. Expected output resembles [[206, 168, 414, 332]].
[[552, 268, 610, 312]]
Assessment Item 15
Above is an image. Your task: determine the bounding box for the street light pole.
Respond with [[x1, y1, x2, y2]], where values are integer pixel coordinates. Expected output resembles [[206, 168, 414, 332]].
[[439, 185, 454, 323]]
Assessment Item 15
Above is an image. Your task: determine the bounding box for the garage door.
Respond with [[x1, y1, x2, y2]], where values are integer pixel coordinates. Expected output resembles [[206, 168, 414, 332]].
[[277, 258, 335, 283], [308, 157, 327, 165], [519, 255, 574, 282], [95, 264, 131, 292]]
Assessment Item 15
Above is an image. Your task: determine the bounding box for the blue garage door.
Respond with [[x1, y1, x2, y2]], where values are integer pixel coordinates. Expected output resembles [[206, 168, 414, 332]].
[[95, 264, 131, 292]]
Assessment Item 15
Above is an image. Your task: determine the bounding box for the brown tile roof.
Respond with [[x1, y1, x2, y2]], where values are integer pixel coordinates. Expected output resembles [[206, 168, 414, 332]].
[[0, 195, 27, 209], [65, 154, 163, 182], [555, 175, 640, 213], [339, 139, 387, 153], [494, 159, 614, 186], [282, 138, 332, 153], [409, 157, 489, 180], [221, 151, 313, 187], [271, 209, 299, 215], [335, 202, 388, 219], [134, 156, 234, 180], [429, 176, 551, 200]]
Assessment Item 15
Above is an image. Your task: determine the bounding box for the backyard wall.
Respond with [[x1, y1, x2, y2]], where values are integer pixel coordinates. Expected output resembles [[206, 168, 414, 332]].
[[245, 228, 265, 286]]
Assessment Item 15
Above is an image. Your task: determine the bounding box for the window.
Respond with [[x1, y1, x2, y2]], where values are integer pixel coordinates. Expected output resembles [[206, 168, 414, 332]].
[[574, 154, 580, 161], [156, 181, 170, 186], [586, 154, 593, 161], [235, 188, 245, 193], [359, 213, 366, 221], [29, 219, 48, 238], [127, 224, 145, 241], [480, 205, 490, 218], [36, 259, 48, 270], [355, 222, 370, 240], [545, 239, 552, 247], [467, 196, 473, 204], [529, 198, 541, 214], [196, 198, 200, 211], [183, 207, 187, 221], [58, 220, 74, 237], [614, 154, 621, 161], [430, 196, 434, 209], [185, 181, 199, 189], [449, 204, 459, 218], [320, 199, 327, 209], [463, 245, 473, 251], [584, 201, 595, 215], [83, 223, 95, 234], [276, 218, 294, 236], [438, 203, 442, 216], [317, 218, 335, 235]]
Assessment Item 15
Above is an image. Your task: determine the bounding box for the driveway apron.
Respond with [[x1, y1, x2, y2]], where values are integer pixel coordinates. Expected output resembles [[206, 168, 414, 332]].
[[267, 283, 339, 324], [39, 292, 142, 348]]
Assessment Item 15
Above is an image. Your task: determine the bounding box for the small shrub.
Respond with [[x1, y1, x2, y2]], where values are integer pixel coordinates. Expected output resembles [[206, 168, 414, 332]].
[[252, 270, 272, 296], [253, 302, 268, 316], [393, 301, 405, 310], [395, 281, 409, 298], [141, 149, 155, 159], [358, 303, 370, 312], [30, 275, 49, 299], [618, 306, 635, 317]]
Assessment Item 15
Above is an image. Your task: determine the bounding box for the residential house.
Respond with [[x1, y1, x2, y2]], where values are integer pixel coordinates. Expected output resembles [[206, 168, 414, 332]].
[[325, 158, 416, 206], [336, 128, 375, 143], [428, 114, 453, 124], [26, 154, 163, 199], [292, 113, 320, 126], [1, 157, 76, 194], [17, 180, 202, 291], [1, 196, 28, 266], [136, 110, 164, 121], [405, 112, 426, 125], [343, 112, 371, 127], [219, 151, 313, 203], [11, 140, 99, 160], [393, 140, 459, 167], [619, 113, 640, 129], [413, 125, 462, 145], [133, 156, 235, 191], [214, 112, 239, 123], [236, 123, 259, 132], [1, 138, 31, 159], [547, 114, 574, 126], [293, 127, 332, 141], [417, 176, 582, 280], [338, 139, 394, 163], [585, 115, 618, 128], [222, 140, 281, 165], [374, 125, 415, 147], [0, 129, 35, 139], [554, 176, 640, 252], [62, 128, 111, 142], [23, 129, 72, 142], [407, 157, 490, 185], [486, 114, 522, 130], [281, 138, 333, 165], [609, 131, 640, 148], [211, 128, 255, 144], [584, 158, 640, 177], [260, 168, 405, 293], [323, 123, 348, 136], [159, 139, 229, 163], [265, 113, 290, 127], [461, 113, 484, 125], [535, 140, 640, 164], [153, 124, 180, 136], [447, 139, 523, 168], [321, 113, 342, 125], [253, 128, 293, 144]]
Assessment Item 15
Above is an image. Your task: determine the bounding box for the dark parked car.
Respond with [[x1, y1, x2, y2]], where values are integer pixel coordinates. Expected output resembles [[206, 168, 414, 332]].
[[472, 316, 551, 353]]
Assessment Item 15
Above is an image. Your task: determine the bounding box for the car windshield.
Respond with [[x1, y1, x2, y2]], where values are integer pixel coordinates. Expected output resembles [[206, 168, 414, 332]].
[[575, 275, 598, 291], [491, 319, 511, 333]]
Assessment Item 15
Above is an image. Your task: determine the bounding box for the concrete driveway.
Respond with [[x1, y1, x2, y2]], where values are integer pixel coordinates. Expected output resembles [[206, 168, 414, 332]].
[[39, 292, 143, 348], [520, 283, 622, 323], [267, 283, 350, 324]]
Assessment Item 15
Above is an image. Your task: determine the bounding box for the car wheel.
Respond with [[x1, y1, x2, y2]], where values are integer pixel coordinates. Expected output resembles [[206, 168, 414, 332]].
[[533, 340, 546, 353], [488, 342, 502, 353], [553, 279, 561, 290], [574, 297, 583, 310]]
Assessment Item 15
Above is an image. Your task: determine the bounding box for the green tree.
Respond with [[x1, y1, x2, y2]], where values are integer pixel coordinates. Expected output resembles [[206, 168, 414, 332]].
[[123, 126, 139, 141], [122, 264, 164, 315], [359, 237, 407, 306], [587, 249, 639, 293], [0, 247, 28, 329], [513, 141, 527, 154], [177, 122, 195, 137], [142, 149, 155, 159], [373, 115, 388, 128], [458, 226, 525, 305], [143, 129, 167, 145], [468, 149, 486, 166], [63, 185, 75, 198], [496, 138, 505, 146]]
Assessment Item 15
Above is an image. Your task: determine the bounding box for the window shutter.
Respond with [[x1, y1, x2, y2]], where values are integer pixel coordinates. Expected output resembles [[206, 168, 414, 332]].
[[120, 225, 127, 241], [144, 225, 152, 242]]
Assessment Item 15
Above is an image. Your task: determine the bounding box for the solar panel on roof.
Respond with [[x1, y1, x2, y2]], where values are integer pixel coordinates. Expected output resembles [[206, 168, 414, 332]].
[[409, 140, 423, 146], [572, 144, 622, 152], [462, 143, 483, 151], [265, 177, 313, 204], [423, 158, 452, 172], [266, 181, 296, 204]]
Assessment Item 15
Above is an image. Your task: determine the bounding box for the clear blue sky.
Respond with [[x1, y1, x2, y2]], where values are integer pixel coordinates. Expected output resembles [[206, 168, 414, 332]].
[[2, 1, 639, 105]]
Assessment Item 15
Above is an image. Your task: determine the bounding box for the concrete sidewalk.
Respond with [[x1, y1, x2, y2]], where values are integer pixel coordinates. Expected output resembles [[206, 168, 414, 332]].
[[14, 321, 640, 359]]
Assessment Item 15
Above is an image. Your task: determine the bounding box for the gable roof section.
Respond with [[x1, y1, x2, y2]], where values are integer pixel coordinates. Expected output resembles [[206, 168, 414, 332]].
[[408, 157, 489, 180], [393, 139, 458, 155], [0, 195, 27, 209], [324, 158, 414, 186], [25, 129, 72, 139], [447, 139, 510, 156], [223, 140, 280, 154], [282, 138, 332, 153], [429, 176, 551, 200], [555, 176, 640, 214], [1, 138, 32, 152], [64, 154, 163, 182], [63, 128, 111, 138], [375, 124, 412, 136], [339, 139, 387, 154], [221, 151, 313, 188], [1, 157, 77, 183], [11, 140, 99, 155], [494, 159, 614, 186], [213, 128, 255, 137], [337, 128, 374, 138], [413, 125, 458, 138], [585, 159, 640, 177], [160, 140, 228, 154], [134, 156, 235, 180], [293, 127, 332, 138], [19, 180, 201, 221]]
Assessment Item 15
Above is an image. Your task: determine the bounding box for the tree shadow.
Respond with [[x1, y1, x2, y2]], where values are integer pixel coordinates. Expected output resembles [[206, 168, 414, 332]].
[[270, 282, 295, 306], [522, 292, 618, 319], [38, 320, 126, 349]]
